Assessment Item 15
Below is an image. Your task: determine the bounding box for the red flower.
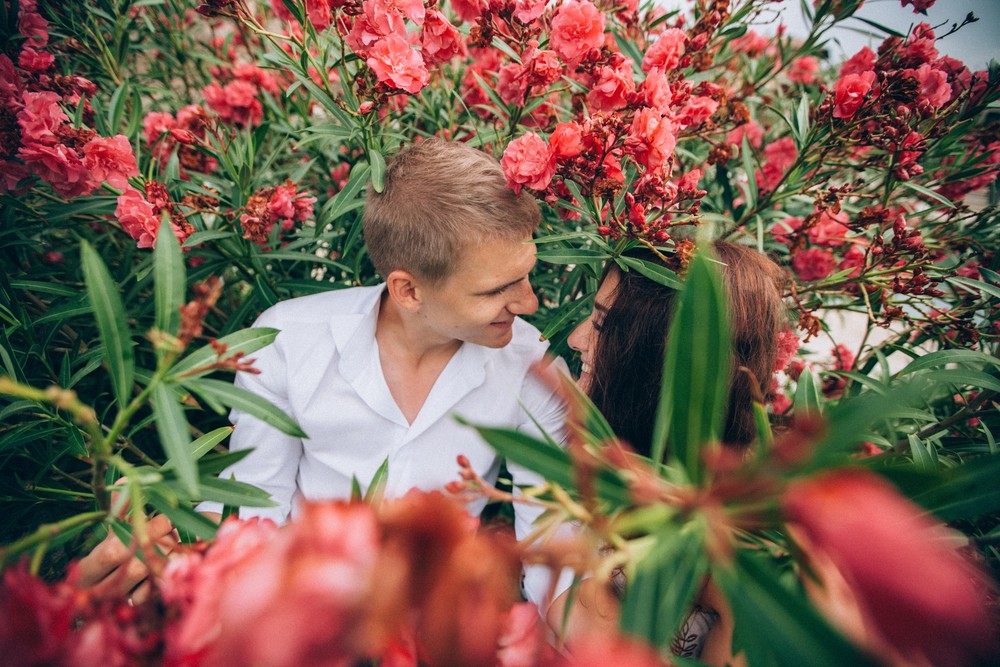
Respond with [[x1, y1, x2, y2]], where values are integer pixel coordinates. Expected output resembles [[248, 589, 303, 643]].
[[640, 67, 672, 113], [17, 91, 66, 146], [587, 60, 635, 112], [839, 46, 875, 77], [203, 79, 264, 127], [142, 111, 177, 146], [115, 185, 161, 248], [420, 10, 465, 65], [901, 0, 935, 12], [774, 328, 801, 372], [808, 209, 849, 247], [726, 119, 764, 148], [18, 142, 96, 198], [788, 55, 819, 84], [18, 47, 53, 72], [497, 63, 528, 105], [83, 134, 139, 189], [626, 107, 677, 172], [449, 0, 487, 22], [784, 469, 998, 667], [832, 70, 876, 119], [367, 34, 429, 94], [674, 94, 718, 128], [549, 0, 605, 64], [513, 0, 547, 23], [729, 30, 769, 56], [501, 132, 555, 193], [641, 28, 686, 73], [906, 63, 951, 110], [549, 121, 583, 159], [792, 247, 835, 282]]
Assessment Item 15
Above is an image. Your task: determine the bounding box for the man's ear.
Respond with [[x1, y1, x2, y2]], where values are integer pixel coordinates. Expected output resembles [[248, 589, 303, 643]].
[[385, 269, 423, 312]]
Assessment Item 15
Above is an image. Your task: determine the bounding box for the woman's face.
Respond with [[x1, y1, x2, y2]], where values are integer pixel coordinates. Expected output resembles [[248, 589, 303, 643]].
[[567, 270, 620, 393]]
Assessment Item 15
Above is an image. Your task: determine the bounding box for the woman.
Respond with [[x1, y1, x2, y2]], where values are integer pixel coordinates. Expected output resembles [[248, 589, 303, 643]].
[[562, 241, 785, 664], [569, 240, 785, 457]]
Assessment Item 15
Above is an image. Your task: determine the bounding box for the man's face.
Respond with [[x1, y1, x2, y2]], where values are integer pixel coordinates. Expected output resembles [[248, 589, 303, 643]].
[[415, 236, 539, 349]]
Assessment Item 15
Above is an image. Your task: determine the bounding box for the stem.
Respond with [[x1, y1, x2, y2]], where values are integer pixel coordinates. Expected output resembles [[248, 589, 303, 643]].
[[0, 511, 107, 567]]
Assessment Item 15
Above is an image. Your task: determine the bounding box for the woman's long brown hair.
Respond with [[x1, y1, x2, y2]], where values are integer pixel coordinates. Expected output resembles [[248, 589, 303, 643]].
[[587, 241, 785, 458]]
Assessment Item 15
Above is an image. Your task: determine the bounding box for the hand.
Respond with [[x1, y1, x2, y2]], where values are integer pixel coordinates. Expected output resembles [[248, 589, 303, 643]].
[[76, 512, 179, 604]]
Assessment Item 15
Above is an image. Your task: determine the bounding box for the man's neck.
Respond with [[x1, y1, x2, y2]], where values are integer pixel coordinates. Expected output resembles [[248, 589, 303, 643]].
[[374, 292, 461, 424]]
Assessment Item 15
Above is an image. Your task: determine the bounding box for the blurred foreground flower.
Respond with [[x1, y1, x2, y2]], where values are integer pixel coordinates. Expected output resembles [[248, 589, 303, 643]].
[[783, 468, 999, 667]]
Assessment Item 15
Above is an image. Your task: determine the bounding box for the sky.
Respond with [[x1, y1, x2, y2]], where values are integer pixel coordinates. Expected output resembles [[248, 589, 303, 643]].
[[777, 0, 1000, 69], [660, 0, 1000, 70]]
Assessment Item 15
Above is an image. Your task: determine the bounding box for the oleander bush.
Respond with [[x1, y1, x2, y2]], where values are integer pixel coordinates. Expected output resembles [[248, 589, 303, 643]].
[[1, 0, 999, 664]]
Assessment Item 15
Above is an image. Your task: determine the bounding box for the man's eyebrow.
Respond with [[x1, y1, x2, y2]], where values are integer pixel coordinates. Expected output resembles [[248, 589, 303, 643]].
[[473, 276, 526, 295]]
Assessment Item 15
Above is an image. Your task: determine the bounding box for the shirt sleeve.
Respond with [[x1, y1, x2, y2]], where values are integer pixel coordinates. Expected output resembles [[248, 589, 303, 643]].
[[197, 312, 303, 524], [508, 355, 578, 610]]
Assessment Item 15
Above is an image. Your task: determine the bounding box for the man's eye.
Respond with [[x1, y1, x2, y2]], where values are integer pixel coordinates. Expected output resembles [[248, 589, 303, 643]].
[[487, 286, 509, 296]]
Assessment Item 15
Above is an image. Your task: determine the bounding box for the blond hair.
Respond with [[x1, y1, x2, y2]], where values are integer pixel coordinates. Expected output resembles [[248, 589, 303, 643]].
[[363, 139, 541, 282]]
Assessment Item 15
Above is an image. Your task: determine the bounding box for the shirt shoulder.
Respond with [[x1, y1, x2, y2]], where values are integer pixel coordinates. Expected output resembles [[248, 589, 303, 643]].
[[254, 285, 381, 328]]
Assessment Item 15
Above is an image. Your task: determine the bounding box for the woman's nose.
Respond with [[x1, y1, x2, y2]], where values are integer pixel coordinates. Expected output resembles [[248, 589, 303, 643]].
[[567, 320, 589, 352]]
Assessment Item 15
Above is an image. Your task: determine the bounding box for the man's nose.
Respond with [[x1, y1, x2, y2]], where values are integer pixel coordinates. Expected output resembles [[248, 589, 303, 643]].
[[508, 282, 539, 316]]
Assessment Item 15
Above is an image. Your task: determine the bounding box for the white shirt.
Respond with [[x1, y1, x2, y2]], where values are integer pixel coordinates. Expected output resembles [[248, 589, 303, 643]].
[[200, 285, 570, 604]]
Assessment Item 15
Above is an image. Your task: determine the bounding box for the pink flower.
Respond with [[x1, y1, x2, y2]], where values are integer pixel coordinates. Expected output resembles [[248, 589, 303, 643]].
[[18, 47, 53, 72], [902, 22, 938, 65], [420, 10, 465, 64], [783, 469, 998, 667], [674, 95, 718, 128], [549, 0, 605, 64], [17, 91, 67, 146], [764, 136, 797, 170], [839, 243, 866, 278], [832, 70, 876, 119], [726, 119, 764, 148], [549, 121, 583, 159], [142, 111, 177, 145], [0, 161, 31, 194], [626, 107, 677, 171], [641, 28, 686, 73], [18, 142, 96, 198], [523, 44, 563, 88], [513, 0, 547, 23], [497, 63, 529, 105], [501, 132, 555, 193], [774, 328, 801, 372], [367, 34, 429, 94], [18, 11, 49, 47], [115, 185, 160, 248], [83, 135, 139, 189], [906, 63, 951, 110], [772, 216, 802, 245], [840, 46, 876, 77], [305, 0, 334, 31], [233, 63, 280, 95], [788, 55, 819, 84], [203, 79, 264, 127], [449, 0, 487, 22], [640, 67, 672, 113], [587, 60, 635, 112], [901, 0, 935, 12], [496, 603, 555, 667], [808, 209, 849, 247], [792, 247, 836, 282], [729, 30, 769, 56]]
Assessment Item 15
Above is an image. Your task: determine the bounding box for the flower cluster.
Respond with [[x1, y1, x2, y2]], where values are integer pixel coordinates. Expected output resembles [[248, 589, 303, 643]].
[[142, 105, 218, 176], [1, 2, 140, 198], [237, 180, 317, 247]]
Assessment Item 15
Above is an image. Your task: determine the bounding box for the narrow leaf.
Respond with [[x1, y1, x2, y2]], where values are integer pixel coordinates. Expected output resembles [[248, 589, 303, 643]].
[[154, 215, 185, 337], [152, 384, 198, 496], [794, 369, 824, 416], [170, 327, 279, 378], [183, 377, 308, 437], [618, 256, 682, 289], [81, 241, 135, 408]]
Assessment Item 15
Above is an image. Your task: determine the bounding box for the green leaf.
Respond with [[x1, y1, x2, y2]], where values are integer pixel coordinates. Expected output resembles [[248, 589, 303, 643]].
[[161, 426, 233, 470], [538, 296, 593, 342], [369, 148, 387, 193], [948, 276, 1000, 301], [465, 423, 632, 507], [897, 349, 1000, 375], [154, 215, 185, 337], [364, 457, 389, 504], [919, 369, 1000, 394], [618, 256, 682, 289], [908, 433, 937, 469], [717, 550, 880, 667], [322, 162, 371, 223], [152, 384, 198, 496], [192, 476, 277, 507], [170, 327, 279, 378], [899, 180, 956, 208], [81, 241, 135, 408], [794, 369, 824, 415], [619, 524, 707, 649], [147, 495, 219, 541], [535, 248, 608, 265], [910, 454, 1000, 521], [182, 377, 308, 437], [650, 246, 730, 481]]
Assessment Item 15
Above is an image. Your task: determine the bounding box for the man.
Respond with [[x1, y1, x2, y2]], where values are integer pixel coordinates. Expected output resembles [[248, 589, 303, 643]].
[[82, 139, 569, 608]]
